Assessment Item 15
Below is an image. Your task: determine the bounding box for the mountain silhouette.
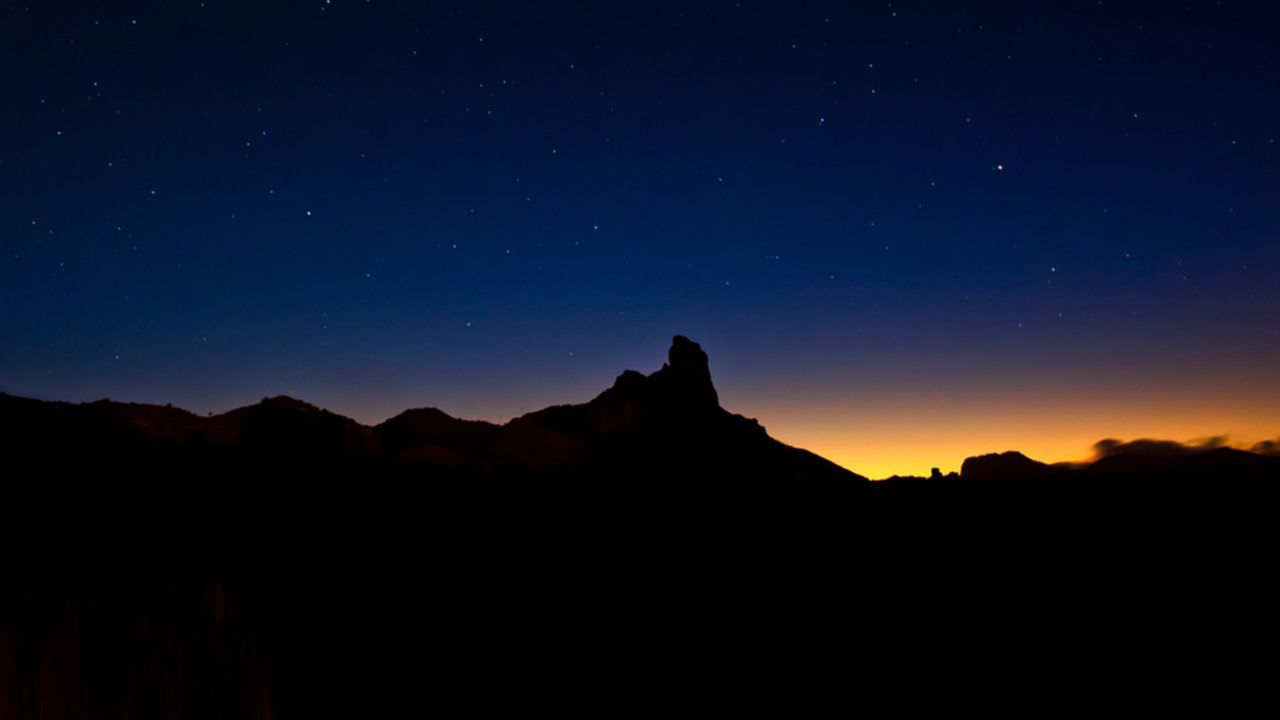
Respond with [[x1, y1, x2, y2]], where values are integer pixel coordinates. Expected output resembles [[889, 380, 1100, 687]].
[[1, 335, 1277, 717], [0, 335, 863, 496]]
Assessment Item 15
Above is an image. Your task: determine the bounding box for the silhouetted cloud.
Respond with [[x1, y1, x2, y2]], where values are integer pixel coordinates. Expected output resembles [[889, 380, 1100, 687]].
[[1251, 438, 1280, 456], [1092, 435, 1228, 460]]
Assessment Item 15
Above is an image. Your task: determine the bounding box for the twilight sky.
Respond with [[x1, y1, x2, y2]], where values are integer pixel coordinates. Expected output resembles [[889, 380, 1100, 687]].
[[3, 1, 1279, 477]]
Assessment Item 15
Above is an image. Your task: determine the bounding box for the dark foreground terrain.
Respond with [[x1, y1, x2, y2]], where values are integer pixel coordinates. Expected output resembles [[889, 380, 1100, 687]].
[[2, 337, 1277, 716]]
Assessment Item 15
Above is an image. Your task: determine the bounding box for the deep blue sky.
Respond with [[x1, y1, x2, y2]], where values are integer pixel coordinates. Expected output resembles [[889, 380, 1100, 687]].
[[3, 1, 1279, 475]]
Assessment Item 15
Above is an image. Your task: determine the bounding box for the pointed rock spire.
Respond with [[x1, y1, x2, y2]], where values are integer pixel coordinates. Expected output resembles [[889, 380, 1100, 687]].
[[662, 335, 719, 410], [594, 335, 721, 413]]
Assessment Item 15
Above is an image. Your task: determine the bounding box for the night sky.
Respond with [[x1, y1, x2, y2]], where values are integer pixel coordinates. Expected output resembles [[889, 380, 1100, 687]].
[[4, 1, 1279, 477]]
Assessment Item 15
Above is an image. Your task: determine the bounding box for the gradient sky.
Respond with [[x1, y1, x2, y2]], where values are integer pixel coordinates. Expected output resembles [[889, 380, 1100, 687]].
[[3, 1, 1279, 478]]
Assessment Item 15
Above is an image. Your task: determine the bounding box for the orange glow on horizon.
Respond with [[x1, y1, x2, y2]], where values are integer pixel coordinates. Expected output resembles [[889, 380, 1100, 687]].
[[325, 364, 1280, 481], [728, 384, 1280, 480]]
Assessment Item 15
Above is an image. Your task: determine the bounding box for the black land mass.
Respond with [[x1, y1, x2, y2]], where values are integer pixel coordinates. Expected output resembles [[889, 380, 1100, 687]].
[[1, 336, 1277, 716]]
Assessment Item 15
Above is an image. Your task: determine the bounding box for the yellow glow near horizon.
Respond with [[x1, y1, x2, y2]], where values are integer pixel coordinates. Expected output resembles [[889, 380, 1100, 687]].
[[732, 386, 1280, 479], [335, 368, 1280, 481]]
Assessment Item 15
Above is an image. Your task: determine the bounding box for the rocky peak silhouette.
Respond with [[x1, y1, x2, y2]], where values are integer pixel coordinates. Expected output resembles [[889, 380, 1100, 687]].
[[657, 334, 719, 410], [593, 335, 720, 418]]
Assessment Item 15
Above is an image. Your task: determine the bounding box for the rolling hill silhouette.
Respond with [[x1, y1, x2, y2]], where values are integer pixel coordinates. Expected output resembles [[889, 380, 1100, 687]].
[[1, 335, 1277, 717]]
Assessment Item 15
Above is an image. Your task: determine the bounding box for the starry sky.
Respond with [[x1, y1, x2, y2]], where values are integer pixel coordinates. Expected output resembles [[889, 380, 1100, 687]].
[[3, 1, 1279, 477]]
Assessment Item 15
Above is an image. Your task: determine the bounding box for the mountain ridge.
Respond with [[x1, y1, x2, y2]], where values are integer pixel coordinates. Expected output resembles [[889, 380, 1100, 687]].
[[2, 334, 1278, 486], [3, 336, 1278, 720], [0, 335, 866, 490]]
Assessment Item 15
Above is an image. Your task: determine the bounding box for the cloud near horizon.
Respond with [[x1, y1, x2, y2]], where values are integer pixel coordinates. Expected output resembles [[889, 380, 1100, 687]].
[[1250, 438, 1280, 456], [1091, 435, 1230, 461]]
